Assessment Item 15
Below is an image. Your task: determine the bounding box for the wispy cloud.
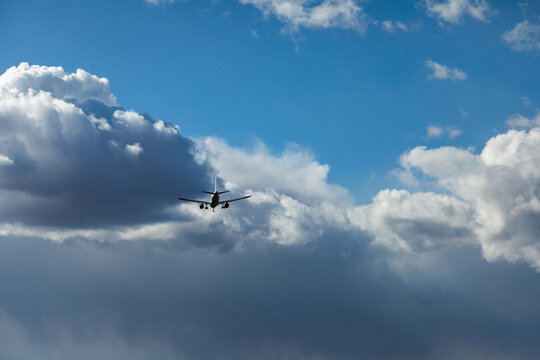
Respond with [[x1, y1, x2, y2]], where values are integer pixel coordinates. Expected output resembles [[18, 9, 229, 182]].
[[427, 125, 462, 139], [425, 59, 467, 81], [502, 20, 540, 52], [427, 125, 443, 138], [448, 128, 462, 138], [379, 20, 408, 33], [145, 0, 177, 5], [425, 0, 495, 25]]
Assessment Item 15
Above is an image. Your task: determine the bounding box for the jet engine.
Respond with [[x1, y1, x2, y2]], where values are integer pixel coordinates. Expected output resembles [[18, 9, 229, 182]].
[[199, 203, 204, 209], [223, 202, 229, 209]]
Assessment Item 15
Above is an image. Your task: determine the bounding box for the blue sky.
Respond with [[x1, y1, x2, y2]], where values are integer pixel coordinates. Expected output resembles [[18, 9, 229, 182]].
[[2, 0, 539, 200], [2, 1, 540, 359]]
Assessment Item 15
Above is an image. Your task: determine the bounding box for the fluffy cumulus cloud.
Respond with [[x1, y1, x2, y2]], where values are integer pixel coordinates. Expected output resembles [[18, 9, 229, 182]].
[[396, 129, 540, 269], [238, 0, 368, 34], [502, 20, 540, 52], [0, 62, 354, 249], [352, 189, 476, 251], [425, 0, 494, 25], [2, 63, 540, 358], [506, 111, 540, 128], [425, 59, 467, 81], [0, 63, 203, 231]]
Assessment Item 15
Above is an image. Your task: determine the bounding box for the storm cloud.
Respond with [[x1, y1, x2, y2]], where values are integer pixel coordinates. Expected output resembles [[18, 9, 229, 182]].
[[0, 63, 207, 229], [2, 63, 540, 359], [2, 236, 540, 360]]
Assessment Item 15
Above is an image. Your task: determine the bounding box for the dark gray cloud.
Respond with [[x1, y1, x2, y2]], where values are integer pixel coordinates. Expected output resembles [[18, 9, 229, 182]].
[[0, 63, 209, 228], [1, 235, 540, 360]]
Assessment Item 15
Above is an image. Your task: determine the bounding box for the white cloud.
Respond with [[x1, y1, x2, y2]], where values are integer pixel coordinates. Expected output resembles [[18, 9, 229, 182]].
[[351, 189, 476, 252], [427, 125, 444, 138], [521, 96, 533, 107], [145, 0, 178, 5], [507, 112, 540, 128], [0, 154, 13, 166], [425, 0, 494, 25], [238, 0, 368, 33], [502, 20, 540, 52], [113, 109, 147, 128], [427, 125, 462, 139], [448, 128, 462, 138], [396, 128, 540, 269], [380, 20, 408, 33], [0, 63, 116, 106], [153, 119, 180, 135], [125, 142, 144, 156], [196, 137, 350, 205], [426, 60, 467, 81]]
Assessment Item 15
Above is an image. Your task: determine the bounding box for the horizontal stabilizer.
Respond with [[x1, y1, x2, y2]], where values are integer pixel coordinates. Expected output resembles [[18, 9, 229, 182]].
[[217, 190, 230, 195], [202, 191, 214, 195]]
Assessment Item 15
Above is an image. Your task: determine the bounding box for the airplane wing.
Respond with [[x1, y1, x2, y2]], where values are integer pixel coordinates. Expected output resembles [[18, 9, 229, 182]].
[[178, 197, 210, 205], [218, 195, 252, 204]]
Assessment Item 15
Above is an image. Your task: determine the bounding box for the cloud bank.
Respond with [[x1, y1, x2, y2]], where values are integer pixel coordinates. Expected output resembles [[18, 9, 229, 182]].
[[2, 62, 540, 273], [2, 63, 540, 359]]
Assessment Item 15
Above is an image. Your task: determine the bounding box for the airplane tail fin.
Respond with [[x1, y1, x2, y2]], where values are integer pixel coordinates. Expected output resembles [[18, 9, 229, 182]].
[[214, 176, 229, 194], [204, 176, 224, 194]]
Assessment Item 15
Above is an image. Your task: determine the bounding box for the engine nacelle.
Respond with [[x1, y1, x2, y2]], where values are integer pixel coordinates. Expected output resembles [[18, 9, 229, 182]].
[[224, 202, 229, 209], [199, 203, 205, 209]]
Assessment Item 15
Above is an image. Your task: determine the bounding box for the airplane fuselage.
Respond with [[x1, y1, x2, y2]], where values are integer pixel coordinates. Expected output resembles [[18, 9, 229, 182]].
[[210, 192, 220, 209]]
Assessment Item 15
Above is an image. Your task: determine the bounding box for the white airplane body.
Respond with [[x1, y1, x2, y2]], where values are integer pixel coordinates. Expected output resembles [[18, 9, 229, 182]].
[[178, 177, 251, 212]]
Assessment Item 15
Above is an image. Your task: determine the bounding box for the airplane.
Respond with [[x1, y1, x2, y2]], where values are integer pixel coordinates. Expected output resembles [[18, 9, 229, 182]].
[[178, 177, 251, 212]]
